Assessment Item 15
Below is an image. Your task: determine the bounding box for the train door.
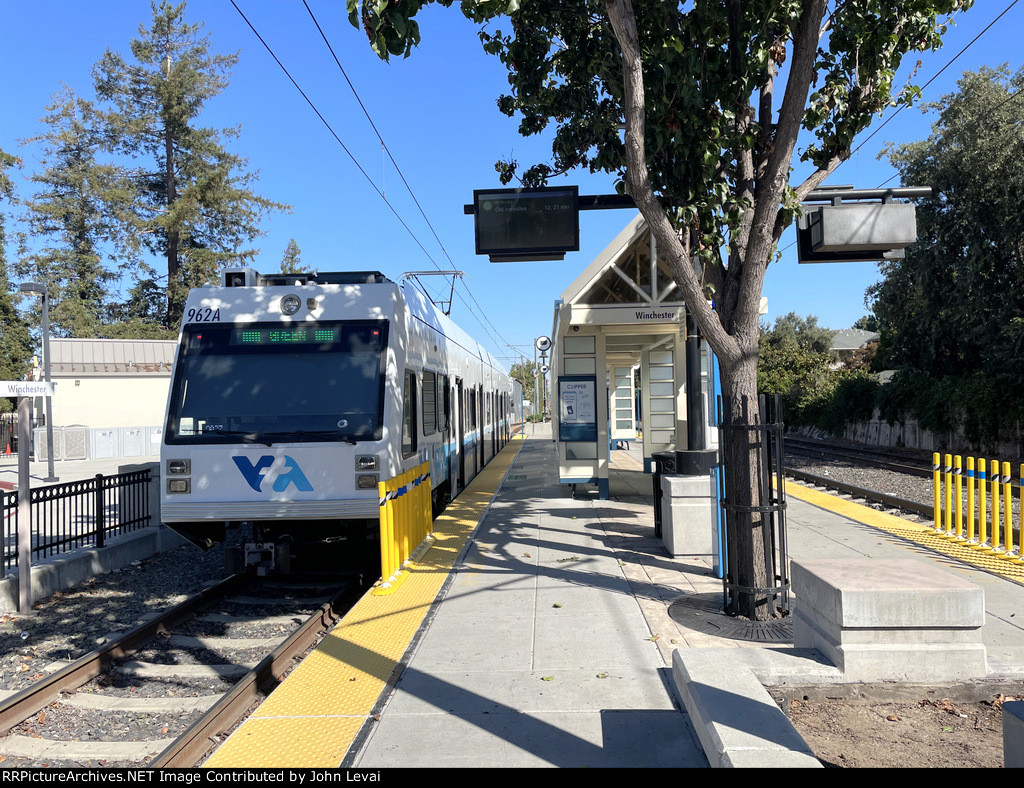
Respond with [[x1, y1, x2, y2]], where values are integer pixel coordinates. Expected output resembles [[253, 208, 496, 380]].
[[491, 391, 497, 457], [457, 377, 466, 490], [477, 385, 485, 470], [441, 374, 451, 496]]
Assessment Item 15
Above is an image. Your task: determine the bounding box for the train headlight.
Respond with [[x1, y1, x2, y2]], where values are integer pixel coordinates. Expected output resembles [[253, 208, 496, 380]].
[[356, 455, 378, 471], [167, 478, 191, 494], [280, 294, 301, 315], [166, 459, 191, 475], [356, 474, 379, 490]]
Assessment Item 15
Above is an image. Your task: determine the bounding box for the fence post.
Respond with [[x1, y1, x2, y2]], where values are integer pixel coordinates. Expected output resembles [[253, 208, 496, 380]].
[[94, 474, 105, 549]]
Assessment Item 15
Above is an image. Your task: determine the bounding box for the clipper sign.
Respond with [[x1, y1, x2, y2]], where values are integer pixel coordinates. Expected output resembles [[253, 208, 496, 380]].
[[233, 455, 313, 493]]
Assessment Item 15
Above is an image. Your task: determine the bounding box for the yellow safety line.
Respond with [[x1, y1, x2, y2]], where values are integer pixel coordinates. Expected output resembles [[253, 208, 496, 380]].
[[204, 436, 525, 768], [785, 479, 1024, 584]]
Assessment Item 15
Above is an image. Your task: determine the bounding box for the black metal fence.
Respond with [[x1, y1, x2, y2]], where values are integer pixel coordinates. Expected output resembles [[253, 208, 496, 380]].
[[0, 413, 44, 457], [1, 413, 17, 455], [0, 470, 152, 576]]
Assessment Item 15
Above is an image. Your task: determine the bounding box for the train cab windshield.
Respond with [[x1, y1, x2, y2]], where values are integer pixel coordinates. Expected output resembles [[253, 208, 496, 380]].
[[165, 320, 388, 445]]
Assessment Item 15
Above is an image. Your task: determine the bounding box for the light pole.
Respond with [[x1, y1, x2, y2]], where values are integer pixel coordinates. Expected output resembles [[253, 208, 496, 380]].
[[19, 282, 58, 482]]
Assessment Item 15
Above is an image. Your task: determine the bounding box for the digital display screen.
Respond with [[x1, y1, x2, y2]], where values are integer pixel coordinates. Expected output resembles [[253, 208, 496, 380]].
[[474, 186, 579, 257], [229, 327, 345, 346]]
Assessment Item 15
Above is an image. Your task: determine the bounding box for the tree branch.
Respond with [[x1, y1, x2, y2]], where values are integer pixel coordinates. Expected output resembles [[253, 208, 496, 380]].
[[603, 0, 739, 365]]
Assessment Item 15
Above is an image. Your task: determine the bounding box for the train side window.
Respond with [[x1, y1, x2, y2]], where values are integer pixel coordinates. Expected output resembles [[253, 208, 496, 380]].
[[403, 371, 417, 456], [423, 370, 437, 435]]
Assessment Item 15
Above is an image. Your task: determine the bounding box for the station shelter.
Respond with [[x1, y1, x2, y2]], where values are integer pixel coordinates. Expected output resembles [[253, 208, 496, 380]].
[[549, 214, 718, 499]]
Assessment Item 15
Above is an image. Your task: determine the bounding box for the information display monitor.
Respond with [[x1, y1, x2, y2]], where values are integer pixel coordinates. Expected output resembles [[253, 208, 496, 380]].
[[474, 186, 580, 260]]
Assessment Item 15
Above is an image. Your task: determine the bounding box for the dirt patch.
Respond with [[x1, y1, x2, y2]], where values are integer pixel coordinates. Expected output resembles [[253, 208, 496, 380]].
[[770, 683, 1023, 768]]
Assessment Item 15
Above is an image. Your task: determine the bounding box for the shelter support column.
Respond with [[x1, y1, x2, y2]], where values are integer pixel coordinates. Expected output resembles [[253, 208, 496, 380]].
[[596, 330, 609, 499]]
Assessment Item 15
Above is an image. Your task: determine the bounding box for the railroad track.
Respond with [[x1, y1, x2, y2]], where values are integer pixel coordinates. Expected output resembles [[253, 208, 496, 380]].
[[781, 465, 934, 519], [783, 436, 1022, 520], [783, 436, 934, 479], [0, 572, 362, 767]]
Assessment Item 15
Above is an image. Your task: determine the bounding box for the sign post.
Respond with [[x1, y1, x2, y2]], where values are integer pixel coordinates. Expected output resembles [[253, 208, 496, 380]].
[[2, 380, 54, 614]]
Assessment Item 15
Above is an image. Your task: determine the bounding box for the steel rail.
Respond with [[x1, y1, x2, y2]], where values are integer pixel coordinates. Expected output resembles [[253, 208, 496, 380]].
[[783, 467, 934, 519], [784, 437, 934, 479], [150, 582, 360, 768], [0, 574, 245, 735]]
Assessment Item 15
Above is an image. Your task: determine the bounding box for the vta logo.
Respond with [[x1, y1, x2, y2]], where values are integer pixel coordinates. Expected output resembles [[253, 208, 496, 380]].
[[232, 455, 314, 493]]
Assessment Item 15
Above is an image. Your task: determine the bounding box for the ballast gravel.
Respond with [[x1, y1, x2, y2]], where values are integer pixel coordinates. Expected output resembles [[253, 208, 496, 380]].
[[0, 540, 228, 693]]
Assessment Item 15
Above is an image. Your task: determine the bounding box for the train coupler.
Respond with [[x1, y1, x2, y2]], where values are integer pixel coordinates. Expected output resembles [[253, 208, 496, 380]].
[[243, 540, 292, 576]]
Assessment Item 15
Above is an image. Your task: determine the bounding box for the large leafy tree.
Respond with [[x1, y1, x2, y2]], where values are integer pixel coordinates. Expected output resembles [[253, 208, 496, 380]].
[[509, 359, 539, 408], [758, 312, 836, 412], [0, 148, 33, 411], [18, 86, 121, 338], [868, 65, 1024, 380], [92, 0, 289, 329], [349, 0, 974, 619]]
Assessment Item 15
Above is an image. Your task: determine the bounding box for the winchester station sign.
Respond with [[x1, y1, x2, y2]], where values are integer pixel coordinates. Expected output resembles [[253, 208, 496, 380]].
[[568, 304, 686, 325], [0, 381, 53, 398]]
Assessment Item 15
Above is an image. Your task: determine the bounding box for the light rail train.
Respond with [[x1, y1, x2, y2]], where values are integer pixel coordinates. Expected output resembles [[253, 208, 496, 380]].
[[159, 268, 520, 573]]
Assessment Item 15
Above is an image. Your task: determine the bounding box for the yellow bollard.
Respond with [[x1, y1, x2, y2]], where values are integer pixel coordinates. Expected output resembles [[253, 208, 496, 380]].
[[396, 470, 406, 568], [379, 477, 394, 580], [990, 459, 1004, 554], [966, 457, 977, 544], [943, 454, 953, 537], [388, 475, 399, 578], [1001, 462, 1016, 560], [975, 459, 989, 551], [1017, 464, 1024, 564], [420, 463, 429, 541], [952, 455, 964, 540], [932, 453, 941, 533], [403, 469, 413, 565]]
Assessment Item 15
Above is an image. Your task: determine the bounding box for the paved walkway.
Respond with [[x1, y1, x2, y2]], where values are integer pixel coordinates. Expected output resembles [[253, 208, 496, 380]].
[[9, 431, 1024, 767], [348, 425, 1024, 767]]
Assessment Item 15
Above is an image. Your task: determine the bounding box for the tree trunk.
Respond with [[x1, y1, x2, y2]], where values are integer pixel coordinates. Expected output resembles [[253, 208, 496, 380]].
[[719, 350, 773, 621]]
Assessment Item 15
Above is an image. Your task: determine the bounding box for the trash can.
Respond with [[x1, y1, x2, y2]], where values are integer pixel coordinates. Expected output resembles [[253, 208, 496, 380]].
[[651, 450, 677, 539]]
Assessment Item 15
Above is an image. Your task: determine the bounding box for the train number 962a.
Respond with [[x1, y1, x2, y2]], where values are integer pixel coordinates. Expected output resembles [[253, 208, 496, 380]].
[[186, 306, 221, 323]]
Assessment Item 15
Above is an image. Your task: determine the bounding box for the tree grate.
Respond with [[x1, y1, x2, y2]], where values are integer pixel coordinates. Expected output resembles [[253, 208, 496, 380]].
[[667, 592, 793, 643]]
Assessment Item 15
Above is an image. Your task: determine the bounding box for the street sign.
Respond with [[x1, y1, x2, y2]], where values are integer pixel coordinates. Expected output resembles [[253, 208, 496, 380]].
[[0, 381, 53, 398], [535, 336, 551, 352]]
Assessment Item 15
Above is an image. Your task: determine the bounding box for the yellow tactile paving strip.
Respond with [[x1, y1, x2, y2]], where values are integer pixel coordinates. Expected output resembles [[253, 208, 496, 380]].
[[785, 479, 1024, 585], [204, 437, 524, 768]]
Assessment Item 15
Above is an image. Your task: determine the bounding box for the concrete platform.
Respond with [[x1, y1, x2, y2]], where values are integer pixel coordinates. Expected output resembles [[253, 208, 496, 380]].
[[337, 428, 1024, 767], [14, 433, 1024, 768]]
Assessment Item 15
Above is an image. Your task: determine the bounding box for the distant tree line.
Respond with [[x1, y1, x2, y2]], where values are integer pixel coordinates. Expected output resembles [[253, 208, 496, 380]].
[[0, 1, 290, 411]]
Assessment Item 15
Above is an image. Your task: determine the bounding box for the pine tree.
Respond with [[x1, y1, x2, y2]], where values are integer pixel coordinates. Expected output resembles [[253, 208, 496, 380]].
[[92, 0, 289, 329], [0, 148, 33, 411], [19, 86, 120, 338], [279, 238, 313, 275]]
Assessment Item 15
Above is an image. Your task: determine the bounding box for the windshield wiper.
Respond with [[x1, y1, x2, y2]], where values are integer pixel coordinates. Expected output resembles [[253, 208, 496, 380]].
[[258, 430, 358, 445], [203, 428, 267, 444]]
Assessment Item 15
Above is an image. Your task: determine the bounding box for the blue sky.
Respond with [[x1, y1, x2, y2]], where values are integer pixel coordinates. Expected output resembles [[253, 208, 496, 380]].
[[2, 1, 1021, 365]]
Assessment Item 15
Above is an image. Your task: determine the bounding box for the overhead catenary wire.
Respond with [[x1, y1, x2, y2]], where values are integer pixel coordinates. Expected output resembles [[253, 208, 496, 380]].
[[299, 0, 518, 355], [229, 1, 515, 357]]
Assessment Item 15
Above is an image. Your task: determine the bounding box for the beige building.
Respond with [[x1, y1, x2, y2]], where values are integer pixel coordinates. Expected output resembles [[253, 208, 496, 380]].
[[46, 338, 176, 428]]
